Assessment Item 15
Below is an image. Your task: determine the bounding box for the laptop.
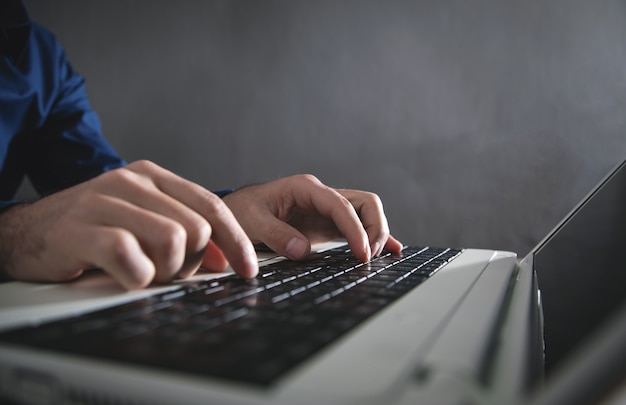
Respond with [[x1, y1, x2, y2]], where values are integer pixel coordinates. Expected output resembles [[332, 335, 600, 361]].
[[525, 158, 626, 405], [0, 159, 623, 405]]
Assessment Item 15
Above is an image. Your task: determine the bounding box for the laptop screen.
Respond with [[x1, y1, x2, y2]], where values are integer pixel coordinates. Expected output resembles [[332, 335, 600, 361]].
[[533, 160, 626, 376]]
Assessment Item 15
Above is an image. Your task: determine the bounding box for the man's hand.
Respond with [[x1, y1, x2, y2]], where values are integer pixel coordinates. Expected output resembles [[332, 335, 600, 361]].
[[0, 160, 258, 290], [223, 174, 403, 262], [0, 164, 400, 290]]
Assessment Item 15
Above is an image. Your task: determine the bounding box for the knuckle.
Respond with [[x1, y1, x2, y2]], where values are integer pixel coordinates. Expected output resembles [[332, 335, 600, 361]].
[[375, 222, 391, 237], [150, 222, 187, 283], [186, 218, 212, 252], [366, 191, 383, 207], [337, 194, 354, 209], [105, 231, 139, 269], [158, 221, 187, 259], [200, 190, 228, 214], [128, 159, 156, 172], [287, 173, 321, 188], [297, 173, 321, 184], [101, 166, 141, 187]]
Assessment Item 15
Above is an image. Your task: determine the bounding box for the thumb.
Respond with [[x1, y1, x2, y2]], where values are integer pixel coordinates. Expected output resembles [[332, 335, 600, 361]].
[[260, 215, 311, 260]]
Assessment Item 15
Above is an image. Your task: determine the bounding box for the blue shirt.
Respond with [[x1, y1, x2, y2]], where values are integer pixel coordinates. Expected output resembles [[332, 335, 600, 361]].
[[0, 1, 233, 211], [0, 0, 125, 210]]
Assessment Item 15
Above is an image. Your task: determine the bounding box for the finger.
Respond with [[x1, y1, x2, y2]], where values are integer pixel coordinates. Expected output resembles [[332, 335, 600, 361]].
[[339, 190, 403, 256], [82, 193, 190, 283], [249, 209, 312, 260], [384, 235, 404, 253], [127, 161, 258, 278], [3, 191, 155, 289], [71, 224, 156, 290], [287, 175, 371, 262], [163, 183, 257, 278], [200, 240, 229, 273], [340, 190, 388, 256], [96, 165, 211, 274]]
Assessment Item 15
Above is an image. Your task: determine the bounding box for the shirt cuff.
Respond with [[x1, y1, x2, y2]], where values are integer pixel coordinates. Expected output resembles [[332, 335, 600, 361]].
[[212, 189, 235, 198], [0, 200, 24, 213]]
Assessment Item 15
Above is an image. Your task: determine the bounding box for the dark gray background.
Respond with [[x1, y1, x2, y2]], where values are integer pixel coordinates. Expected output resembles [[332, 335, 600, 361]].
[[21, 0, 626, 257]]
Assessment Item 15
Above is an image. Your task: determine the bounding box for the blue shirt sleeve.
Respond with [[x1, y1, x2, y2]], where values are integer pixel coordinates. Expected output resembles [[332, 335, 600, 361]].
[[0, 9, 232, 207], [19, 23, 127, 196], [0, 17, 125, 203]]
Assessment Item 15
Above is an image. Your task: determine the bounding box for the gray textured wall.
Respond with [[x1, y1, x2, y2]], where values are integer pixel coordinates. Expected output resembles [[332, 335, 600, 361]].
[[22, 0, 626, 256]]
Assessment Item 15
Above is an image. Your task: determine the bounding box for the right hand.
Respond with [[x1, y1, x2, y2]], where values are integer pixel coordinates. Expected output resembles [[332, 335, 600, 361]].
[[0, 160, 258, 290]]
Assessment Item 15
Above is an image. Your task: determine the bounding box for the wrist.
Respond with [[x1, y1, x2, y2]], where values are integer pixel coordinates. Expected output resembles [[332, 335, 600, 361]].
[[0, 202, 32, 281], [212, 188, 235, 198]]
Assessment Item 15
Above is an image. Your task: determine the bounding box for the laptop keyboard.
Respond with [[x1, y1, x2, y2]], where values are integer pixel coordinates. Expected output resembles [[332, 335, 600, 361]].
[[0, 245, 462, 386]]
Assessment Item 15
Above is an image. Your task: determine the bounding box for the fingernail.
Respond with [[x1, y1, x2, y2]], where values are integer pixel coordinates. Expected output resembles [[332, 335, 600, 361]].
[[244, 245, 259, 277], [247, 256, 259, 277], [286, 237, 308, 259], [372, 241, 381, 257]]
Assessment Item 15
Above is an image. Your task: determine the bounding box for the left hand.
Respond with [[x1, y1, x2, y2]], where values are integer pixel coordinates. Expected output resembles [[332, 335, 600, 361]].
[[222, 174, 403, 262]]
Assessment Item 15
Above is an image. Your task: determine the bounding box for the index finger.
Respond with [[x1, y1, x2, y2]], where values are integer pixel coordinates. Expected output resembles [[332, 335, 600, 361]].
[[130, 162, 258, 278], [287, 175, 371, 262]]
